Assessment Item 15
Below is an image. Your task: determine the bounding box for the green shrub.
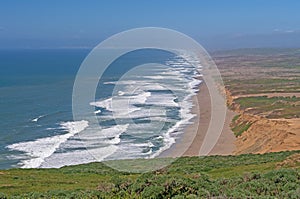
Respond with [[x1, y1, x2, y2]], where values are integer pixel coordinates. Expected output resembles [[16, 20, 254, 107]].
[[1, 151, 299, 198], [141, 185, 164, 198], [0, 192, 7, 199]]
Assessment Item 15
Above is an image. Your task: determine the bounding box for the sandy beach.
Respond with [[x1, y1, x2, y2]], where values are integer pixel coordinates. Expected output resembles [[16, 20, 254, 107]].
[[160, 82, 236, 157]]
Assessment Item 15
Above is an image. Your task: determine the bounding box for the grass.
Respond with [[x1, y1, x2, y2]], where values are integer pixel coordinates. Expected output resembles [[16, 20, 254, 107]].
[[234, 96, 300, 119], [232, 114, 240, 123], [0, 151, 299, 198], [225, 78, 300, 95], [215, 49, 300, 97], [207, 162, 275, 178], [230, 114, 252, 137], [232, 122, 252, 137], [213, 48, 300, 57]]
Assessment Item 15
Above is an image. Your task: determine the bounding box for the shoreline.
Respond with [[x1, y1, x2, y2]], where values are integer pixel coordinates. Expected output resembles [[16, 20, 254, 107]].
[[159, 82, 236, 158]]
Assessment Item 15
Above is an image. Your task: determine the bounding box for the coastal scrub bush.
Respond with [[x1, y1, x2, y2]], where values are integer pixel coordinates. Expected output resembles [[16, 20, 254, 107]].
[[140, 185, 164, 198], [0, 192, 7, 199], [1, 151, 299, 198]]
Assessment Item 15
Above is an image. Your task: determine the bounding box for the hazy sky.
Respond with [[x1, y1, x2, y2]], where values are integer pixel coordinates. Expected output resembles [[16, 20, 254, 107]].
[[1, 0, 300, 50]]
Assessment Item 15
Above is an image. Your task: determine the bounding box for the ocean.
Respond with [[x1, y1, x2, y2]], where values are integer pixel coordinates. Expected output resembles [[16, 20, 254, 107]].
[[0, 48, 202, 169]]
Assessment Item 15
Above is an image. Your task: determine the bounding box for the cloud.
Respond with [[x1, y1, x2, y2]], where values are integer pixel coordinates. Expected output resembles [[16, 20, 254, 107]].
[[285, 30, 295, 33], [272, 28, 298, 34]]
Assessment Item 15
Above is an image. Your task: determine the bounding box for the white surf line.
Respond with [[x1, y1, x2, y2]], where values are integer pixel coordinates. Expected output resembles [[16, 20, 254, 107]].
[[6, 120, 89, 168]]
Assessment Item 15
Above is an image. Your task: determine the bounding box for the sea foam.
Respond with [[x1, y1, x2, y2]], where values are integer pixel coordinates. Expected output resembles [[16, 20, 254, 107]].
[[6, 120, 89, 168]]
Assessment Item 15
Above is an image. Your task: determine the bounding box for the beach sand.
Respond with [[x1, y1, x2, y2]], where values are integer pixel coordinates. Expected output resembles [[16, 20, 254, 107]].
[[159, 82, 236, 157]]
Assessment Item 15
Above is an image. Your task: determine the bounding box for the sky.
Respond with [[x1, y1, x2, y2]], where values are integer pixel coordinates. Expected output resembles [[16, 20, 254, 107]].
[[1, 0, 300, 50]]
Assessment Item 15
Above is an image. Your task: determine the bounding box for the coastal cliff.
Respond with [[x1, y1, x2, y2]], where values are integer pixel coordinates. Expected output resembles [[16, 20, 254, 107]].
[[226, 89, 300, 154]]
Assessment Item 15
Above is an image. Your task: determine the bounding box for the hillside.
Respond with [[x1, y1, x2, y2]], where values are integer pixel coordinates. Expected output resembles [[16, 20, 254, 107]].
[[213, 48, 300, 154], [0, 151, 300, 198]]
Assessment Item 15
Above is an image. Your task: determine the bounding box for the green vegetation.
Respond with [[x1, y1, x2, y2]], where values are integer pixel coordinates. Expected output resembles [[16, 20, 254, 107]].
[[214, 48, 300, 57], [216, 49, 300, 96], [214, 48, 300, 69], [0, 151, 300, 198], [231, 114, 252, 137], [225, 78, 300, 95], [230, 114, 253, 137], [232, 114, 240, 123], [232, 122, 252, 137], [234, 96, 300, 119]]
